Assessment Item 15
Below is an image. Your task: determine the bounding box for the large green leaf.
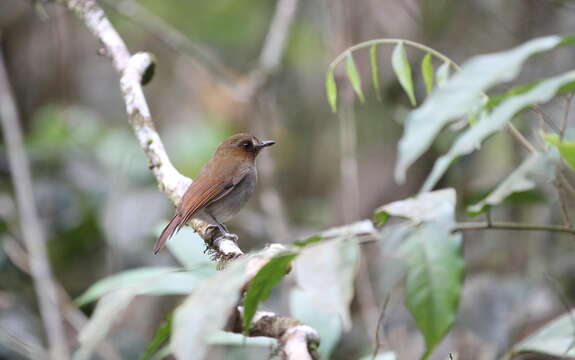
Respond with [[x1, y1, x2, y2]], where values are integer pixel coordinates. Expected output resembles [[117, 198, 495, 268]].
[[243, 253, 297, 333], [76, 267, 180, 306], [171, 258, 248, 360], [75, 290, 135, 360], [290, 288, 342, 360], [544, 133, 575, 170], [376, 189, 462, 359], [392, 42, 416, 106], [294, 238, 359, 329], [375, 188, 456, 225], [396, 35, 569, 183], [509, 310, 575, 358], [468, 153, 554, 215], [401, 223, 464, 359], [421, 70, 575, 193], [74, 270, 209, 359]]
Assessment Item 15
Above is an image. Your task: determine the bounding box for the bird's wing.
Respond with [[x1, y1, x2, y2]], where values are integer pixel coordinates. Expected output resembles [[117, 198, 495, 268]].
[[153, 165, 250, 254]]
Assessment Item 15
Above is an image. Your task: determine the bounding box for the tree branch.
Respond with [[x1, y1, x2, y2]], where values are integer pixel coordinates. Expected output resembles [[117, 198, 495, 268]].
[[453, 221, 575, 236], [63, 0, 244, 262], [0, 39, 70, 360], [226, 309, 319, 360]]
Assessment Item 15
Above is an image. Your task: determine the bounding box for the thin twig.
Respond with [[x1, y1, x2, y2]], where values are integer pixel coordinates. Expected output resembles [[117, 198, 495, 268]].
[[258, 0, 299, 73], [531, 105, 561, 134], [555, 174, 573, 228], [371, 295, 391, 360], [561, 93, 574, 140], [0, 40, 70, 360], [453, 221, 575, 236]]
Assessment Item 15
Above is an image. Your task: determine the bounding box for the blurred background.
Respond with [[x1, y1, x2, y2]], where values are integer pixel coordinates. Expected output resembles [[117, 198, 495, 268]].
[[1, 0, 575, 359]]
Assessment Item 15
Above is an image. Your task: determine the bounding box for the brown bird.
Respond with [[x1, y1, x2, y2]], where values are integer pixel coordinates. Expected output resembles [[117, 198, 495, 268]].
[[153, 133, 275, 254]]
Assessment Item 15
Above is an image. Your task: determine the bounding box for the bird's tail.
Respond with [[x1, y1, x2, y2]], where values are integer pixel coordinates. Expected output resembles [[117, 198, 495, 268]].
[[154, 214, 182, 254]]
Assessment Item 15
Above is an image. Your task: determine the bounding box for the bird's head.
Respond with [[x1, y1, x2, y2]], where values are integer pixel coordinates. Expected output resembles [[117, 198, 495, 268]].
[[216, 133, 275, 160]]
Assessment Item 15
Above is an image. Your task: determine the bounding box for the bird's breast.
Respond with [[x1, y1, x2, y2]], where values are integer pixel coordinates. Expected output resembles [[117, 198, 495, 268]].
[[204, 169, 257, 223]]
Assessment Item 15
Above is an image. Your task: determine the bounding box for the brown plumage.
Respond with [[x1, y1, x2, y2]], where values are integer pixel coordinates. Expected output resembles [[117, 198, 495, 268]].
[[153, 133, 275, 254]]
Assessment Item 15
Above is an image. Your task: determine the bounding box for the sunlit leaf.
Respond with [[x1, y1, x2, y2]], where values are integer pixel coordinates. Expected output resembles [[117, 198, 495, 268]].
[[141, 314, 172, 360], [396, 35, 568, 183], [290, 288, 342, 360], [346, 53, 366, 103], [468, 153, 553, 215], [294, 238, 358, 329], [375, 188, 456, 224], [171, 258, 248, 360], [421, 70, 575, 193], [326, 70, 338, 112], [76, 267, 178, 306], [544, 133, 575, 170], [243, 253, 297, 334], [375, 189, 462, 359], [74, 270, 210, 359], [509, 310, 575, 358], [392, 42, 416, 106], [75, 290, 135, 360], [370, 45, 382, 101], [421, 53, 434, 94]]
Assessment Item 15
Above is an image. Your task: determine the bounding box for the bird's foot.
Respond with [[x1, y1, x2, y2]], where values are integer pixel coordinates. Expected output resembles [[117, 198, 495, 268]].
[[221, 232, 239, 243]]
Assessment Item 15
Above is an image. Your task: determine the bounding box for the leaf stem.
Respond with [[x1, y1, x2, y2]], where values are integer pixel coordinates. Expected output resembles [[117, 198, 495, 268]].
[[453, 221, 575, 236]]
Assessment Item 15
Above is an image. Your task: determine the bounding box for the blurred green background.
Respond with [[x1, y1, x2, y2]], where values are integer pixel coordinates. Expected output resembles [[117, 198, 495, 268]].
[[1, 0, 575, 359]]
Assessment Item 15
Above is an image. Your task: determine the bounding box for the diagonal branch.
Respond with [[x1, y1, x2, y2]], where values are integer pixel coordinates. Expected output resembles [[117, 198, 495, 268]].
[[0, 39, 70, 360], [63, 0, 243, 262]]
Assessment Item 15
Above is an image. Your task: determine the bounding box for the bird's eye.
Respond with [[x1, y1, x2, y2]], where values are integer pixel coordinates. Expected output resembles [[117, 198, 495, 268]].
[[242, 141, 252, 150]]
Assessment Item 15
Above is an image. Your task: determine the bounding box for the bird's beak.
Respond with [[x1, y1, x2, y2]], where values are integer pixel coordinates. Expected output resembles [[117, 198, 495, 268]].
[[256, 140, 275, 150]]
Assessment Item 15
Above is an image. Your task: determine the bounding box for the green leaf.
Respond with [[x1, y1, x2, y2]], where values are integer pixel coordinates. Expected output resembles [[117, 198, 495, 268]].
[[435, 62, 450, 87], [509, 310, 575, 358], [375, 189, 462, 359], [294, 238, 359, 329], [293, 235, 322, 247], [74, 270, 210, 360], [75, 267, 178, 306], [396, 35, 567, 183], [375, 188, 457, 224], [370, 45, 382, 101], [468, 153, 553, 215], [392, 42, 416, 106], [75, 290, 135, 360], [346, 53, 365, 103], [290, 288, 342, 360], [171, 258, 249, 360], [544, 133, 575, 170], [141, 314, 172, 360], [421, 53, 434, 94], [421, 70, 575, 193], [402, 222, 464, 359], [243, 253, 297, 334], [326, 70, 338, 112]]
